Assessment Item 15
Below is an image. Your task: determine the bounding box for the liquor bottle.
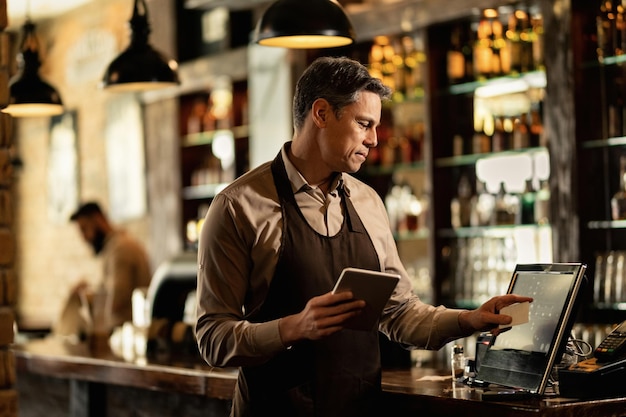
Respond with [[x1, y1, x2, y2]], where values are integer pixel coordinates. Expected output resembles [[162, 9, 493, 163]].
[[402, 35, 425, 100], [529, 4, 545, 70], [617, 3, 626, 56], [517, 6, 534, 72], [451, 174, 473, 228], [529, 103, 544, 148], [521, 179, 536, 224], [448, 20, 476, 84], [611, 155, 626, 220], [608, 70, 626, 138], [474, 13, 494, 79], [492, 116, 506, 152], [506, 7, 523, 74], [502, 116, 514, 150], [483, 113, 495, 151], [448, 23, 467, 83], [369, 41, 384, 80], [453, 134, 464, 157], [597, 0, 616, 61], [470, 180, 495, 226], [472, 120, 491, 154], [534, 179, 551, 224], [512, 113, 530, 149], [461, 20, 475, 82], [187, 98, 207, 135], [392, 37, 407, 102], [490, 12, 505, 76], [381, 37, 397, 93], [494, 181, 519, 225]]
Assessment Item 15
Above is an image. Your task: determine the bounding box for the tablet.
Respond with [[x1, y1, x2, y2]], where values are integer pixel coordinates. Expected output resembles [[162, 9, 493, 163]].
[[332, 267, 400, 331]]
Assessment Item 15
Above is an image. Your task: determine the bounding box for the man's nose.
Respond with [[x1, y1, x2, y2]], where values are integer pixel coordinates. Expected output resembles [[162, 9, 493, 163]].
[[366, 130, 378, 148]]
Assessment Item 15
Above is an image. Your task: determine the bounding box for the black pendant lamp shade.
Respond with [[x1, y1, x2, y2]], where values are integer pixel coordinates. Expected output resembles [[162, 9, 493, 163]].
[[2, 21, 63, 118], [102, 0, 179, 92], [253, 0, 356, 49]]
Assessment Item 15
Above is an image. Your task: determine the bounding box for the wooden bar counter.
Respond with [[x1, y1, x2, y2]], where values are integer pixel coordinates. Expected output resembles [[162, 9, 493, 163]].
[[13, 337, 626, 417]]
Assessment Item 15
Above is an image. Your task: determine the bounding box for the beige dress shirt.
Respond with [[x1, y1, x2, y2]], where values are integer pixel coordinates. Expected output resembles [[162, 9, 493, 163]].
[[196, 143, 466, 368]]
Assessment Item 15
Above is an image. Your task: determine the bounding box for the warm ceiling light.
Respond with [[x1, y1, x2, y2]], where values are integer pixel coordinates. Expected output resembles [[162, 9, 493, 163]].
[[252, 0, 356, 49], [101, 0, 179, 92], [2, 20, 63, 118]]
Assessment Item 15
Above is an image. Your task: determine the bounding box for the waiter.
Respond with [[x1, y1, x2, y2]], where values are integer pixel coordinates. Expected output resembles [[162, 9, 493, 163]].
[[195, 56, 531, 417]]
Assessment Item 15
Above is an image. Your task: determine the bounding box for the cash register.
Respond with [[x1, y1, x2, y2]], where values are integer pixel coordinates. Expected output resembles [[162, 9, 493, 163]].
[[558, 320, 626, 399]]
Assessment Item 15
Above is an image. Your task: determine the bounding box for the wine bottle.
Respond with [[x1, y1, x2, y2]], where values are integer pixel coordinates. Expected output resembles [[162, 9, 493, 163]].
[[521, 179, 536, 224], [597, 0, 616, 61], [518, 6, 534, 72], [492, 116, 506, 152], [474, 14, 494, 79], [534, 179, 551, 224], [611, 155, 626, 220], [512, 113, 530, 149], [448, 24, 467, 83], [506, 8, 523, 74]]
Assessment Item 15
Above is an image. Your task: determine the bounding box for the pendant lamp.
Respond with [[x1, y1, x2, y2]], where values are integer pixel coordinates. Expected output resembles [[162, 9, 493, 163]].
[[102, 0, 179, 92], [2, 20, 63, 118], [252, 0, 356, 49]]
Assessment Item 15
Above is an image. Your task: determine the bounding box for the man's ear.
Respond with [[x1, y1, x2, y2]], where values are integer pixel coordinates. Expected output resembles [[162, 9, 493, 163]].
[[311, 98, 330, 128]]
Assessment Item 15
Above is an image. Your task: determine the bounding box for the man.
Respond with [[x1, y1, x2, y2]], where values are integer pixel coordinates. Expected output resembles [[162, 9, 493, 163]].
[[69, 201, 152, 334], [195, 56, 532, 417]]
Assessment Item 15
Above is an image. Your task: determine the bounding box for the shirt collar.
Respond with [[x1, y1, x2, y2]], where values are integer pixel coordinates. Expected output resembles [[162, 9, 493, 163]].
[[281, 142, 345, 195]]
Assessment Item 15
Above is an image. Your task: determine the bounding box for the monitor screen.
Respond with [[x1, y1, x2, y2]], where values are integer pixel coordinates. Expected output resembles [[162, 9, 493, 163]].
[[476, 263, 587, 395]]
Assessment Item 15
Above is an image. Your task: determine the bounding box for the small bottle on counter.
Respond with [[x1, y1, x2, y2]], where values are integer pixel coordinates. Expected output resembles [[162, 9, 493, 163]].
[[451, 344, 466, 380]]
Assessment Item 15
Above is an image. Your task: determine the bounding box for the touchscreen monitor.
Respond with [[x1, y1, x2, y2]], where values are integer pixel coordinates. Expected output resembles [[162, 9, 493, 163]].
[[476, 263, 587, 395]]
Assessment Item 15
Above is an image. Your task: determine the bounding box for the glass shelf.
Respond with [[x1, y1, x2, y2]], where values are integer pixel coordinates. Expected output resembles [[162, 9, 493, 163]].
[[182, 125, 249, 147], [438, 223, 551, 238], [582, 53, 626, 69], [582, 136, 626, 149], [444, 70, 546, 97], [435, 146, 548, 168], [593, 302, 626, 311], [587, 219, 626, 229]]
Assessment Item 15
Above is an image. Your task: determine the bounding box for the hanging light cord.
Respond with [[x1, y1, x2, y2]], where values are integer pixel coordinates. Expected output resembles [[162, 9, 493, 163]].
[[129, 0, 151, 45]]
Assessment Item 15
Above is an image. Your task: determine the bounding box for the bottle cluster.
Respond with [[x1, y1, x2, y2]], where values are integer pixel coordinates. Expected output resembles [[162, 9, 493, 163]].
[[449, 235, 519, 305], [185, 89, 236, 136], [450, 175, 550, 229], [453, 103, 546, 157], [596, 1, 626, 139], [385, 182, 429, 236], [368, 34, 426, 103], [365, 35, 427, 168], [447, 3, 544, 84], [596, 0, 626, 61], [593, 250, 626, 306]]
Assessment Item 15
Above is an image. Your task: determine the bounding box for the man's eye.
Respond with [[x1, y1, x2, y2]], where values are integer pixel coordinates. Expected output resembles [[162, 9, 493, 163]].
[[358, 121, 371, 129]]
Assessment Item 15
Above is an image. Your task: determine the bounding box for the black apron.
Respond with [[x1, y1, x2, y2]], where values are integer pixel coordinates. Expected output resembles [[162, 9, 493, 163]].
[[231, 152, 384, 417]]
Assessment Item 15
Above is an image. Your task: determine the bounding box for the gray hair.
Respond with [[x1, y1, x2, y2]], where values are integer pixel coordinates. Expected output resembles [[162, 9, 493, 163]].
[[292, 56, 392, 131]]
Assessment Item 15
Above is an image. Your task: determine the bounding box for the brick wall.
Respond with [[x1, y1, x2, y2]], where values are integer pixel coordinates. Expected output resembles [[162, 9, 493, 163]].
[[12, 0, 181, 330], [0, 0, 19, 414]]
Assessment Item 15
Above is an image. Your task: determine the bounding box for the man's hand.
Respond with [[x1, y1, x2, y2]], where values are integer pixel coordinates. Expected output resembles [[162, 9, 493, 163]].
[[458, 294, 533, 335], [278, 291, 365, 346]]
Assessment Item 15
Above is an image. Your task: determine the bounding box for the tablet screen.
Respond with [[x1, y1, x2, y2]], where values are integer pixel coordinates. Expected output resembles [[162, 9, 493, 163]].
[[332, 267, 400, 331]]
